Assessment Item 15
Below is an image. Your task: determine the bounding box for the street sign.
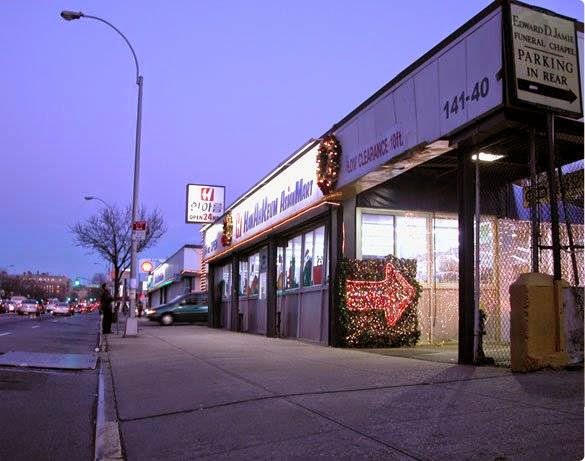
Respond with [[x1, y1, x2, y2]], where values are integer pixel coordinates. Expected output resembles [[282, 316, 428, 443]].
[[186, 184, 226, 224], [509, 2, 582, 117], [132, 221, 147, 241]]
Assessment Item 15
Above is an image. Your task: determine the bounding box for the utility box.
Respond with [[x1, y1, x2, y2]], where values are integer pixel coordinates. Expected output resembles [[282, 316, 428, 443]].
[[510, 273, 569, 372]]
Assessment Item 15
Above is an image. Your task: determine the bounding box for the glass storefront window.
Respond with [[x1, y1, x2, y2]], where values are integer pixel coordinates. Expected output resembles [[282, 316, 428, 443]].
[[302, 230, 314, 286], [221, 264, 232, 298], [361, 213, 394, 259], [285, 235, 301, 289], [314, 226, 325, 285], [249, 253, 260, 295], [277, 246, 285, 293], [434, 218, 458, 284], [396, 215, 428, 283], [239, 259, 248, 296]]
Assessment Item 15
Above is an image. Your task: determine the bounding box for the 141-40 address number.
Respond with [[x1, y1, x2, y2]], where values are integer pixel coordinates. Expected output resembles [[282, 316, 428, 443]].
[[442, 77, 489, 119]]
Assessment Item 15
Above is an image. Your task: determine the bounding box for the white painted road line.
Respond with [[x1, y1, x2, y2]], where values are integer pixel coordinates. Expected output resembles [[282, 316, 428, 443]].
[[32, 325, 40, 329], [0, 332, 12, 337]]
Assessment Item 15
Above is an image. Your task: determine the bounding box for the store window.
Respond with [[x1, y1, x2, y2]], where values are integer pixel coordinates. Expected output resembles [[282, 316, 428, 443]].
[[249, 252, 260, 295], [395, 216, 428, 282], [277, 246, 285, 293], [314, 226, 326, 285], [221, 264, 232, 299], [285, 235, 302, 289], [361, 213, 394, 259], [239, 259, 249, 296], [301, 226, 326, 287], [434, 218, 459, 284], [302, 230, 314, 286]]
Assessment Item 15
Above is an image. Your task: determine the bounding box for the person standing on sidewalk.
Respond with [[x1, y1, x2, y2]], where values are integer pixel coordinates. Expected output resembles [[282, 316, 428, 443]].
[[99, 283, 113, 334]]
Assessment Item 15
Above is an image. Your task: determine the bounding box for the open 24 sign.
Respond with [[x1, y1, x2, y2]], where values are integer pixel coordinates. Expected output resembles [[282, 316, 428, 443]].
[[186, 184, 226, 224]]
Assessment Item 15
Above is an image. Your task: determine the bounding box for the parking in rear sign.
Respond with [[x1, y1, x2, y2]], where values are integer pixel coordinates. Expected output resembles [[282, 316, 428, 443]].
[[186, 184, 225, 224], [510, 3, 582, 117]]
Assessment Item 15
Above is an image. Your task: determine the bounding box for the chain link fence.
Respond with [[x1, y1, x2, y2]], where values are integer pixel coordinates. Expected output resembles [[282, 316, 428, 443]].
[[478, 154, 583, 367]]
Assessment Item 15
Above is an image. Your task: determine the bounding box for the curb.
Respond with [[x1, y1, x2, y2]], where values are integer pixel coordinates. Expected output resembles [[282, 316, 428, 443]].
[[94, 335, 124, 461]]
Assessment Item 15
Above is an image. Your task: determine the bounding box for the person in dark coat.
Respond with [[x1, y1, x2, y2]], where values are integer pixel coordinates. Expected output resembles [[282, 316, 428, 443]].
[[99, 283, 113, 334]]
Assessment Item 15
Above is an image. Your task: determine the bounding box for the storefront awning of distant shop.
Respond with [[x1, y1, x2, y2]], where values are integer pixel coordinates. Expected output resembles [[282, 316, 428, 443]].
[[148, 278, 177, 292]]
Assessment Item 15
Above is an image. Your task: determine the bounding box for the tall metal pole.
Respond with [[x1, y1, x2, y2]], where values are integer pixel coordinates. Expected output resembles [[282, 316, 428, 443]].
[[126, 75, 143, 336], [61, 11, 142, 336]]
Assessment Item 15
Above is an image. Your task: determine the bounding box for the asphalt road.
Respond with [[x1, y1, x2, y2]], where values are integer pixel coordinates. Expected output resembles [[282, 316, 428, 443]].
[[0, 312, 100, 461]]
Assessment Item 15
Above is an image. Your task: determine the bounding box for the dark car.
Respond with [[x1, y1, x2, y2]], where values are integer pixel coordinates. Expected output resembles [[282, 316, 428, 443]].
[[146, 293, 208, 326]]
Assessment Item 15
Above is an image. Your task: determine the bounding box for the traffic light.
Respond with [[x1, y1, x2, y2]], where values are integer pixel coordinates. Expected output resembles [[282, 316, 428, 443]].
[[74, 279, 80, 287]]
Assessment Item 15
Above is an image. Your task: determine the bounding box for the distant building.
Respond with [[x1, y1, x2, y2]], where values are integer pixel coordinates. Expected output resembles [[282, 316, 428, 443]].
[[147, 245, 204, 308], [17, 272, 70, 298]]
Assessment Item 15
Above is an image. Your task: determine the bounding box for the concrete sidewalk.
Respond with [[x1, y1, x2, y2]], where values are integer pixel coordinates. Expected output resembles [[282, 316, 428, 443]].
[[103, 320, 583, 460]]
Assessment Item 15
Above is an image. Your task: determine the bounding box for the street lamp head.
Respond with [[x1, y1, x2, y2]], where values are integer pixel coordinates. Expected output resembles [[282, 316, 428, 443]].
[[84, 196, 95, 201], [60, 10, 84, 21]]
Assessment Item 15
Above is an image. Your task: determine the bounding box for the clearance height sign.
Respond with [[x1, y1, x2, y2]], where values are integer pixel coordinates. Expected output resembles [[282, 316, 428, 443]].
[[509, 2, 582, 117]]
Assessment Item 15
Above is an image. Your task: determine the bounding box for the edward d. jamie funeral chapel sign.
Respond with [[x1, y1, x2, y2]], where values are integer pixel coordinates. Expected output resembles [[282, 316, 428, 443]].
[[510, 2, 582, 117]]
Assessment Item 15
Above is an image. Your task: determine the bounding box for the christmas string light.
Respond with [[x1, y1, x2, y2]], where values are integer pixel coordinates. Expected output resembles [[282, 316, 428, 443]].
[[317, 134, 341, 195], [337, 255, 421, 348], [346, 262, 416, 326]]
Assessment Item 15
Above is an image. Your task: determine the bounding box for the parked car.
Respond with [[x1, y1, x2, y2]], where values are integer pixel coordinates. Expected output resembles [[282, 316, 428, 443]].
[[18, 299, 40, 316], [146, 293, 208, 326], [0, 301, 6, 314], [52, 301, 72, 316]]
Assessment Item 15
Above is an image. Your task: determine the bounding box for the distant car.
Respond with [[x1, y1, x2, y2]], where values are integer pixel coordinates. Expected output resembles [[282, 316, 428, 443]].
[[0, 302, 6, 314], [146, 293, 208, 326], [52, 302, 72, 316], [18, 299, 40, 316], [5, 302, 16, 314], [46, 299, 59, 314]]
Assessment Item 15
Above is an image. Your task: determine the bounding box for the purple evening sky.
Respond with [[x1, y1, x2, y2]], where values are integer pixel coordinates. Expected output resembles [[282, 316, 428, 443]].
[[0, 0, 582, 281]]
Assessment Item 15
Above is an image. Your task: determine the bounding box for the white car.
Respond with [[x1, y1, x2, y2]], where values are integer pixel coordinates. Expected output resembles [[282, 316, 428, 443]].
[[52, 302, 71, 316], [18, 299, 40, 316]]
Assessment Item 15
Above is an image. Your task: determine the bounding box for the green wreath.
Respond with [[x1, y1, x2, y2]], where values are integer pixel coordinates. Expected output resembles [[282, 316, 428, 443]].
[[317, 134, 342, 195]]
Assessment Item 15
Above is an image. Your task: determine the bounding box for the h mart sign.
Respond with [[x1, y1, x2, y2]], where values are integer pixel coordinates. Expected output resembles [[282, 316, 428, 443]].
[[186, 184, 226, 224]]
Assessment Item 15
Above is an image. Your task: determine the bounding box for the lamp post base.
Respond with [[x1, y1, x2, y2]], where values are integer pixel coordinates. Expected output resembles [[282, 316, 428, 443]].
[[124, 317, 139, 337]]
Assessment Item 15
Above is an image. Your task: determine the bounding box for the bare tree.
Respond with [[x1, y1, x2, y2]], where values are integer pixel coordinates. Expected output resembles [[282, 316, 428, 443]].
[[70, 205, 166, 298]]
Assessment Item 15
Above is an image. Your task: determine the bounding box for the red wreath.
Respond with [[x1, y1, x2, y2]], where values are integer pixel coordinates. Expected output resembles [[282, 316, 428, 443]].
[[221, 212, 233, 246], [317, 134, 342, 195]]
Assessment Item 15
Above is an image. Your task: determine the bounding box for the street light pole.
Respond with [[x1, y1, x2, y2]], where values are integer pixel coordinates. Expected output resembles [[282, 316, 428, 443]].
[[61, 10, 142, 336]]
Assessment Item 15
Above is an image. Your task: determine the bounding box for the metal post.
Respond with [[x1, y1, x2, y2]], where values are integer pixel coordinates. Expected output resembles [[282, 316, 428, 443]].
[[458, 150, 475, 364], [545, 113, 562, 280], [125, 75, 143, 337], [473, 158, 480, 363], [529, 128, 540, 273]]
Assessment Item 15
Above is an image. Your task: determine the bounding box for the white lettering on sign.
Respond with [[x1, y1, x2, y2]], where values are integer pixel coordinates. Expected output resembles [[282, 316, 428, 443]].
[[337, 9, 503, 188], [510, 3, 582, 116], [203, 143, 323, 259], [342, 125, 405, 178], [186, 184, 225, 224]]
